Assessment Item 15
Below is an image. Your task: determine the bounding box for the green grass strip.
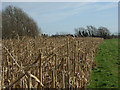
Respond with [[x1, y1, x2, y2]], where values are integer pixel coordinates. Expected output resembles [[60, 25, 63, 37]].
[[88, 38, 119, 88]]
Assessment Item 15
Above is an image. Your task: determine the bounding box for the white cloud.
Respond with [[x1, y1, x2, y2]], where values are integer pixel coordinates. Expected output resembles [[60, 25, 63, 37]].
[[96, 3, 117, 11], [32, 3, 91, 24], [26, 2, 117, 24], [2, 2, 117, 25]]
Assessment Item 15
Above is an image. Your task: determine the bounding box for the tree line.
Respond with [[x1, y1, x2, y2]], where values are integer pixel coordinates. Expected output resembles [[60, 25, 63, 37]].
[[2, 5, 118, 39], [74, 26, 111, 39]]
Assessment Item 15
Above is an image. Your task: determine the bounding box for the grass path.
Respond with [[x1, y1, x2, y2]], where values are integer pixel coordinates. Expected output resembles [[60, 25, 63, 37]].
[[87, 39, 119, 88]]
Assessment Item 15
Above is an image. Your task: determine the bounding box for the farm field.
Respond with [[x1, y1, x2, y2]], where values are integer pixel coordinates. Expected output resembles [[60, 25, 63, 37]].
[[1, 36, 103, 88], [1, 2, 118, 89], [88, 39, 119, 88]]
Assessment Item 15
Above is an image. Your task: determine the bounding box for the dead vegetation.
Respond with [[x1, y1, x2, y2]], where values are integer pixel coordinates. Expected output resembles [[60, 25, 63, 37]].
[[1, 36, 103, 88]]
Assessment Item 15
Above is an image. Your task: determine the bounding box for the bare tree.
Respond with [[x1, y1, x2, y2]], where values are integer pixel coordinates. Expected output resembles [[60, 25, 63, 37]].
[[2, 5, 41, 39], [74, 27, 87, 37], [98, 26, 110, 39], [74, 25, 111, 39], [86, 25, 98, 37]]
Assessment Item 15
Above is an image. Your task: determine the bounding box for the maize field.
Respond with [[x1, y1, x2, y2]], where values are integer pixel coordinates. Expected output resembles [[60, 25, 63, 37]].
[[1, 36, 103, 88]]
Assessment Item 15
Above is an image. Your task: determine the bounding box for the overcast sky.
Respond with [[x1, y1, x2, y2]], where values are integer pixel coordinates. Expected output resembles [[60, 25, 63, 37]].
[[2, 2, 118, 35]]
